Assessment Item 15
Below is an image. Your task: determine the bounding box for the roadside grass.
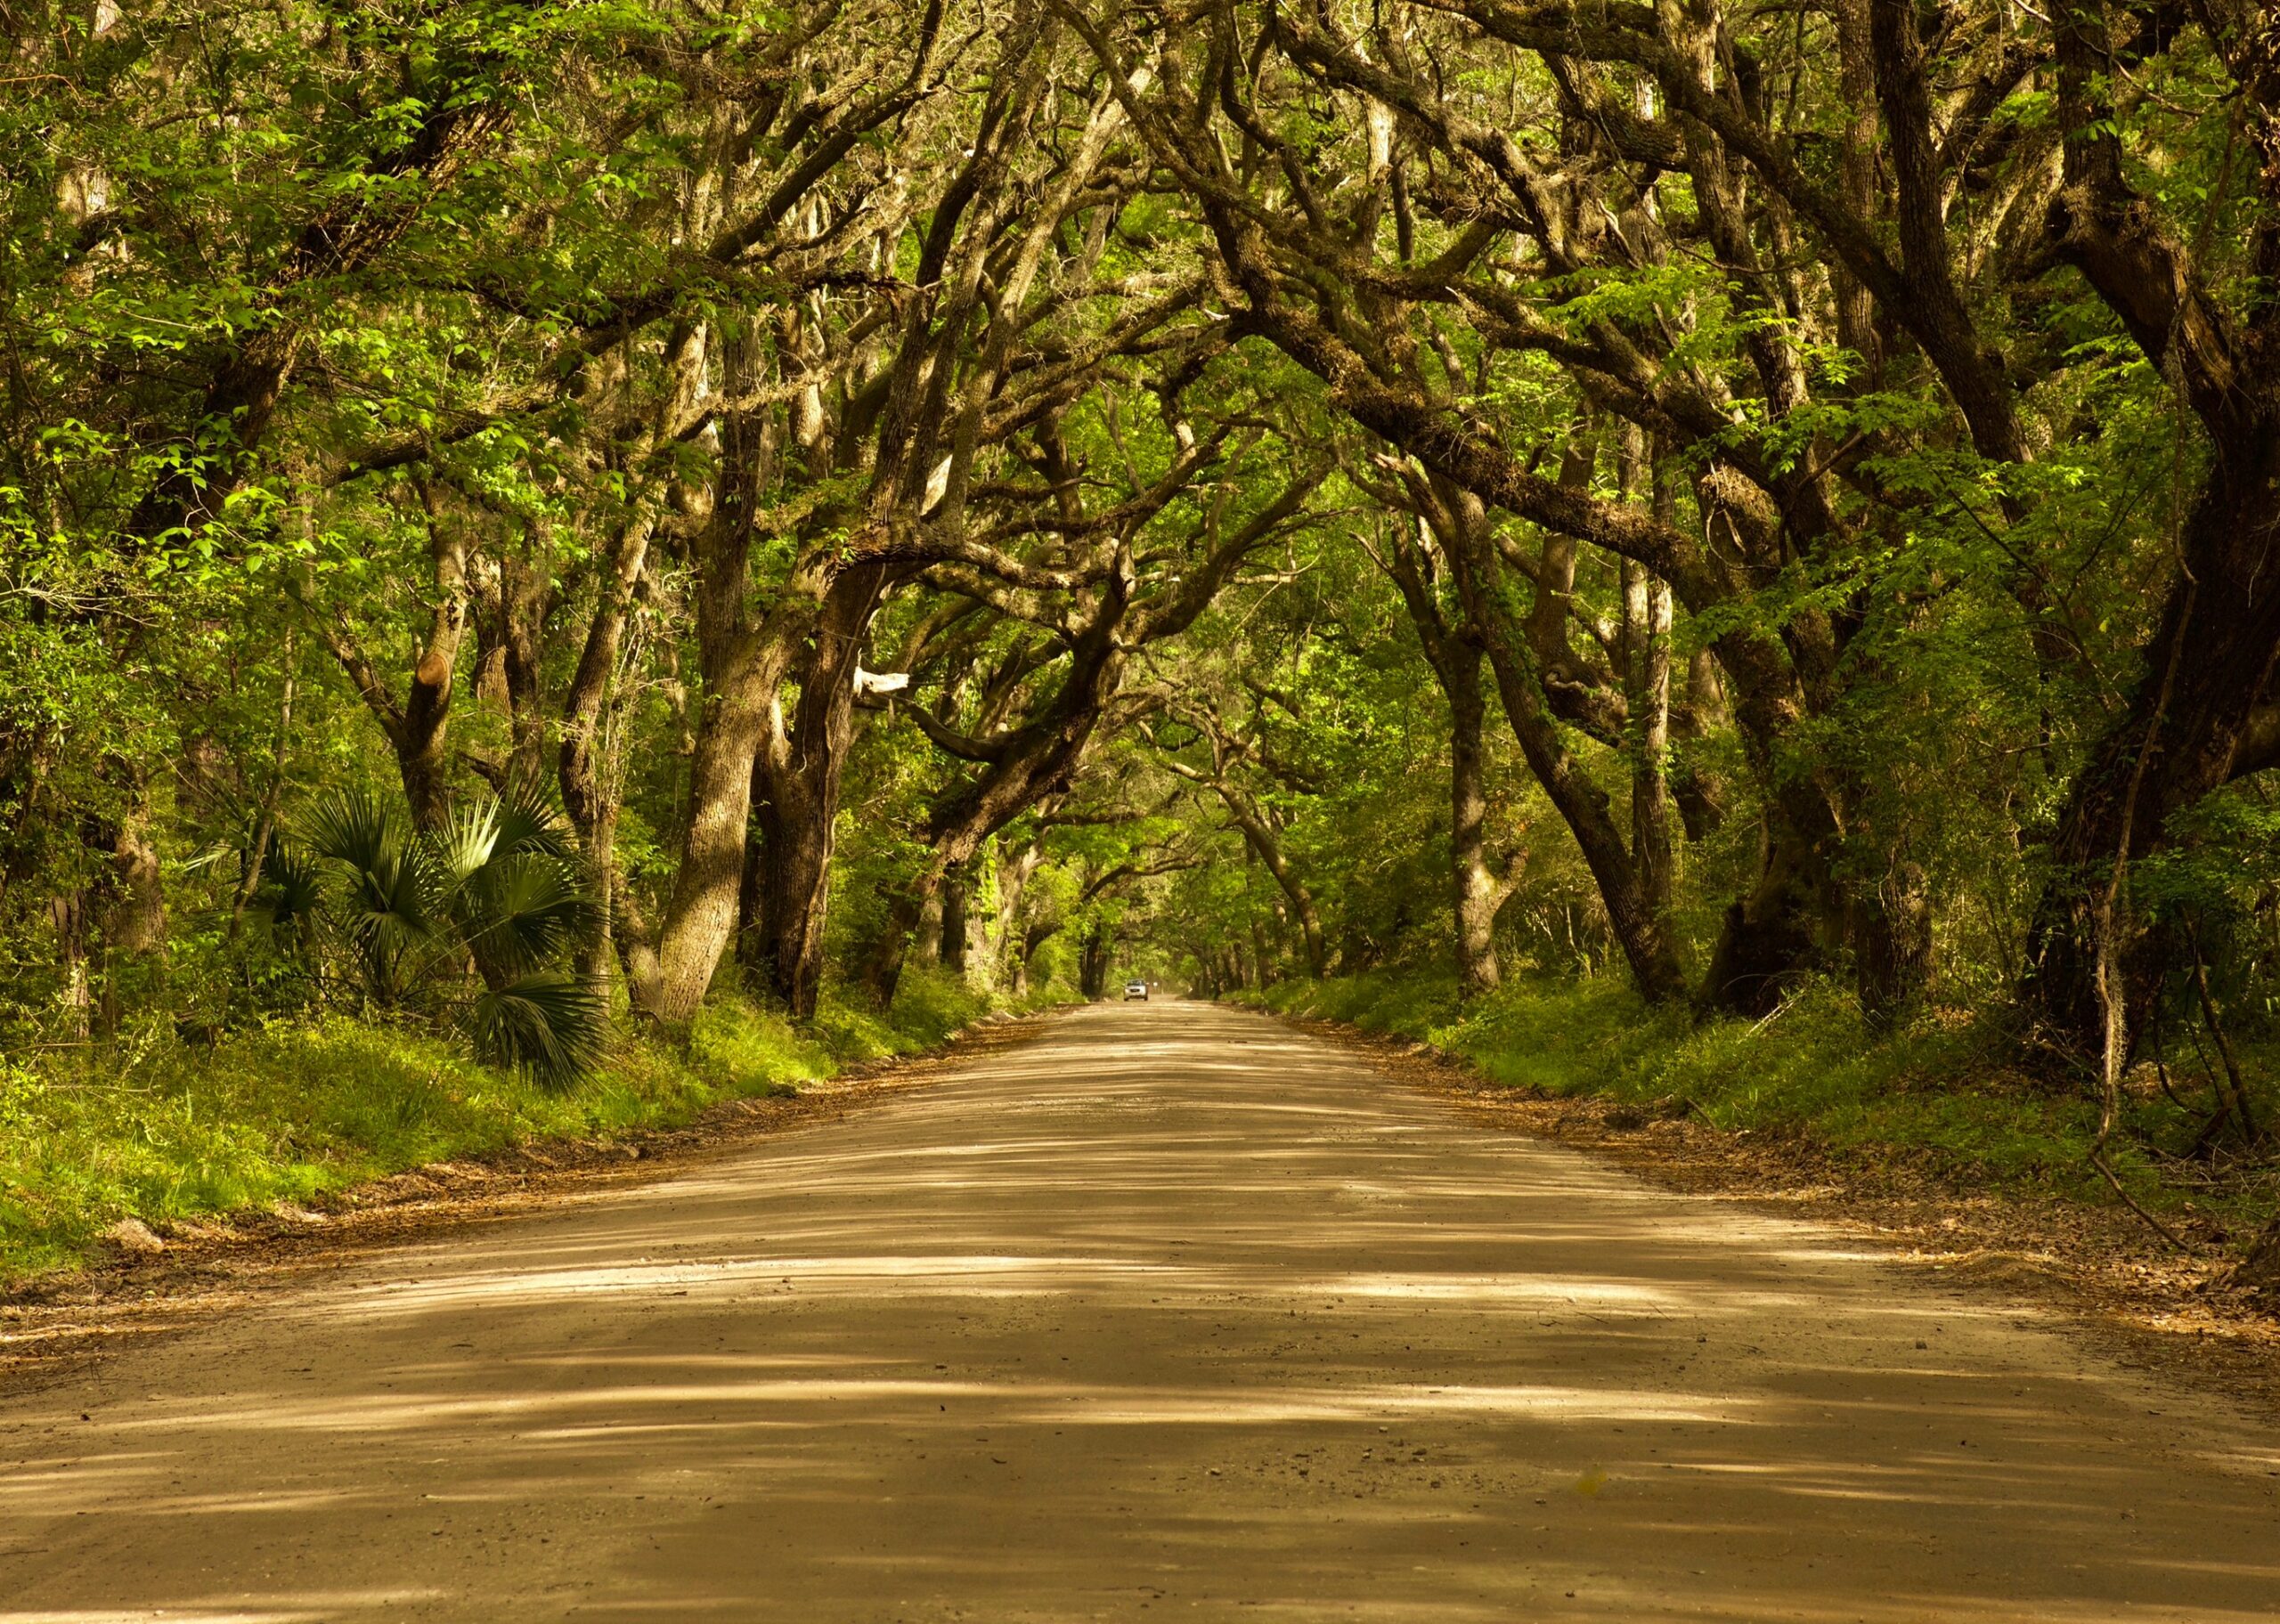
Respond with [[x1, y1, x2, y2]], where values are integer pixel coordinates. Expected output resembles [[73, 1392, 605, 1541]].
[[0, 967, 1043, 1287], [1238, 970, 2279, 1230]]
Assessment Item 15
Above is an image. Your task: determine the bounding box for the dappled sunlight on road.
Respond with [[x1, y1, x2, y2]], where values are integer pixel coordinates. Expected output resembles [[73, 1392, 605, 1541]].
[[0, 1603, 443, 1624], [3, 1002, 2276, 1620]]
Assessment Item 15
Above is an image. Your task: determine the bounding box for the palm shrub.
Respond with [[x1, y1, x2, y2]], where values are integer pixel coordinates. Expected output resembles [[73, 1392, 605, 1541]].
[[260, 785, 607, 1084]]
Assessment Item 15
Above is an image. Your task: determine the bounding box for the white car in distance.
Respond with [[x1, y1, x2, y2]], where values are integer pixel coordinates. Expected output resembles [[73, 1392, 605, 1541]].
[[1122, 980, 1150, 1002]]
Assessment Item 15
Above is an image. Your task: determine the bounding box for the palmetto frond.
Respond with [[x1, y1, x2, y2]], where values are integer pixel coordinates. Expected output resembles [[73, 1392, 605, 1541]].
[[287, 786, 599, 1073], [430, 796, 503, 886], [256, 846, 325, 934], [301, 786, 407, 876], [300, 787, 437, 995], [458, 853, 600, 978], [465, 972, 610, 1088], [493, 780, 574, 860]]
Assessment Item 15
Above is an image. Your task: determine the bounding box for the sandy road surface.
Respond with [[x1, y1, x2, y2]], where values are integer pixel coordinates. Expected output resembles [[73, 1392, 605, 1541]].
[[3, 1000, 2277, 1622]]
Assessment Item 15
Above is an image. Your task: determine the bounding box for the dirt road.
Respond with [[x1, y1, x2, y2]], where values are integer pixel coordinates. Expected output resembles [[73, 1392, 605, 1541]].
[[4, 1001, 2276, 1621]]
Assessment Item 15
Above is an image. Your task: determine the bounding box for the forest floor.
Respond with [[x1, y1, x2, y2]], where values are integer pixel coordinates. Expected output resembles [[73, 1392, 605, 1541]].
[[2, 1000, 2276, 1620]]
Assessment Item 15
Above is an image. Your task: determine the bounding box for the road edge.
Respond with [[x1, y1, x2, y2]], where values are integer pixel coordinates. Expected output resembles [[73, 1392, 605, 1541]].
[[0, 1004, 1073, 1393], [1258, 1003, 2280, 1419]]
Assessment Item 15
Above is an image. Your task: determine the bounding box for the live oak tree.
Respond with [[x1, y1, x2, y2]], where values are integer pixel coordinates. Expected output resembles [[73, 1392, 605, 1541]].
[[8, 0, 2280, 1269], [1048, 0, 2280, 1047]]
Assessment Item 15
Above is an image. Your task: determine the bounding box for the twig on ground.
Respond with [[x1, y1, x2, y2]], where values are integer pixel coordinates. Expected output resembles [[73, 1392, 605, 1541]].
[[2088, 1149, 2194, 1254]]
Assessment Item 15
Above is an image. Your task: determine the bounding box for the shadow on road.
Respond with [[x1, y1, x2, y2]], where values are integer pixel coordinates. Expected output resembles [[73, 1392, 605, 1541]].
[[4, 1003, 2276, 1620]]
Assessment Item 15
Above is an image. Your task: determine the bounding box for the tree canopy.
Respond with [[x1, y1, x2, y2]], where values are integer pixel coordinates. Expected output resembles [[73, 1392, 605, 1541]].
[[9, 0, 2280, 1181]]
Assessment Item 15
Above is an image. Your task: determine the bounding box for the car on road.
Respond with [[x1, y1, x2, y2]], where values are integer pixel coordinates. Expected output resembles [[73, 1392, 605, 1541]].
[[1123, 980, 1149, 1001]]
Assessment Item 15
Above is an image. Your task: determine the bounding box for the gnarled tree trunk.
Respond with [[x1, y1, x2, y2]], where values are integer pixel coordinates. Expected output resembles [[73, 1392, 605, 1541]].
[[1444, 491, 1690, 1004], [749, 563, 889, 1019], [2020, 0, 2280, 1061], [1079, 923, 1112, 1000]]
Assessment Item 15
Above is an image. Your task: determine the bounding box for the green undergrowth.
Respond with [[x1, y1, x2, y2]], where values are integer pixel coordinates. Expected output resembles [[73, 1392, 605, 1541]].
[[1237, 970, 2277, 1229], [0, 967, 1044, 1287]]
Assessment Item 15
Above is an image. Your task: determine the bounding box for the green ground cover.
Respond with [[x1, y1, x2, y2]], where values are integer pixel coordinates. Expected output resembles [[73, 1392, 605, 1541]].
[[0, 969, 1039, 1287], [1238, 971, 2278, 1232]]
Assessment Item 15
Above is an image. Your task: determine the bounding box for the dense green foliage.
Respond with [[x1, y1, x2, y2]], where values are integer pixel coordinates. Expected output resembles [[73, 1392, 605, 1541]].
[[0, 967, 1013, 1282], [5, 0, 2280, 1278], [1241, 970, 2273, 1230]]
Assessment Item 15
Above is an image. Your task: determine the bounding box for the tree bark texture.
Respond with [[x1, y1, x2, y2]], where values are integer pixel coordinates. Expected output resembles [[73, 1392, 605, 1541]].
[[1438, 489, 1690, 1005], [2022, 0, 2280, 1059], [751, 563, 890, 1019]]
